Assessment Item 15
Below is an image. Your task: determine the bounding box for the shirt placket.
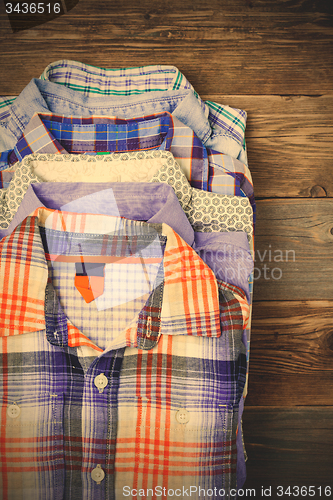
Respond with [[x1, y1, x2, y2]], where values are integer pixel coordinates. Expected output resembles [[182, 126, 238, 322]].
[[79, 349, 124, 500], [44, 280, 124, 500]]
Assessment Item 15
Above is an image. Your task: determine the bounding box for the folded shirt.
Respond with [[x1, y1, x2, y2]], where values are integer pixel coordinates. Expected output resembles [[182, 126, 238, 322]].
[[0, 60, 248, 162]]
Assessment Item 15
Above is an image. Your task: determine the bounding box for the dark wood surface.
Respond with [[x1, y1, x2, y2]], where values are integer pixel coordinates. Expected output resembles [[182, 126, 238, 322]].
[[0, 0, 332, 495], [243, 407, 333, 493], [246, 300, 333, 406]]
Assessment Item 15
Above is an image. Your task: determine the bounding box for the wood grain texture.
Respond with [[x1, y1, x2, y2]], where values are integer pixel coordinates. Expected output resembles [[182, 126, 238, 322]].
[[0, 0, 332, 95], [246, 301, 333, 406], [253, 199, 333, 301], [205, 95, 333, 199], [242, 407, 333, 491]]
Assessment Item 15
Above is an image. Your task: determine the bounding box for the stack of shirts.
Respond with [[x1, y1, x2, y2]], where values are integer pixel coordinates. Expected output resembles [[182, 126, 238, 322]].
[[0, 61, 255, 500]]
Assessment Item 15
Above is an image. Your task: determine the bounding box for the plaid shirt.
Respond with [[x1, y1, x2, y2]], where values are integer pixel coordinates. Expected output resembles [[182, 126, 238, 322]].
[[0, 61, 247, 162], [0, 209, 248, 499], [0, 112, 255, 223]]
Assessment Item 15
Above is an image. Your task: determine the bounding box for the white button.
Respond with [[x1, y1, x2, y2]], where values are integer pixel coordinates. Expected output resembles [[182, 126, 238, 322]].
[[94, 374, 108, 393], [7, 404, 21, 419], [175, 408, 190, 424], [91, 465, 105, 484]]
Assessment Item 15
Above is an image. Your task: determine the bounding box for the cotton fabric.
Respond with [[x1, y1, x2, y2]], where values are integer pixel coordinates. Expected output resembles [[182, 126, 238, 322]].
[[0, 209, 248, 499]]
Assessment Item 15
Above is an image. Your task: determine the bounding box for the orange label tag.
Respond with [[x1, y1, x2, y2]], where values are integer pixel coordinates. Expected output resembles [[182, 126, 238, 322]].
[[75, 262, 105, 303]]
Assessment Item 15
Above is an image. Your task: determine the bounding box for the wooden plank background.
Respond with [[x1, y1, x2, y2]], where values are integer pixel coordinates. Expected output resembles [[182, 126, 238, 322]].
[[1, 0, 332, 496]]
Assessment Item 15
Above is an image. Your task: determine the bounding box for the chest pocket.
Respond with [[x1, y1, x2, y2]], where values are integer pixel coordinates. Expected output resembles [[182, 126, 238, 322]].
[[115, 398, 238, 495]]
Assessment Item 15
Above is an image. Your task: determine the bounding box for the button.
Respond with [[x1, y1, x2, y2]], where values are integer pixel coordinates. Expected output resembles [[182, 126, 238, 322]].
[[175, 408, 190, 424], [91, 465, 105, 484], [7, 404, 21, 419], [94, 373, 108, 393]]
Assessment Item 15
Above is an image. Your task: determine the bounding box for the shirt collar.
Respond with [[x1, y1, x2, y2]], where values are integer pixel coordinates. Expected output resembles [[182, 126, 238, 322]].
[[150, 155, 254, 237], [6, 78, 211, 148], [0, 150, 190, 236], [40, 61, 190, 94], [0, 209, 221, 350], [38, 60, 246, 157], [1, 180, 195, 246], [9, 113, 67, 163], [9, 111, 176, 163]]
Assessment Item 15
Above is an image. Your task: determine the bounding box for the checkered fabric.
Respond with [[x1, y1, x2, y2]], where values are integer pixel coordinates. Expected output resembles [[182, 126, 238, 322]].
[[0, 61, 247, 158], [0, 96, 16, 122], [0, 209, 247, 499]]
